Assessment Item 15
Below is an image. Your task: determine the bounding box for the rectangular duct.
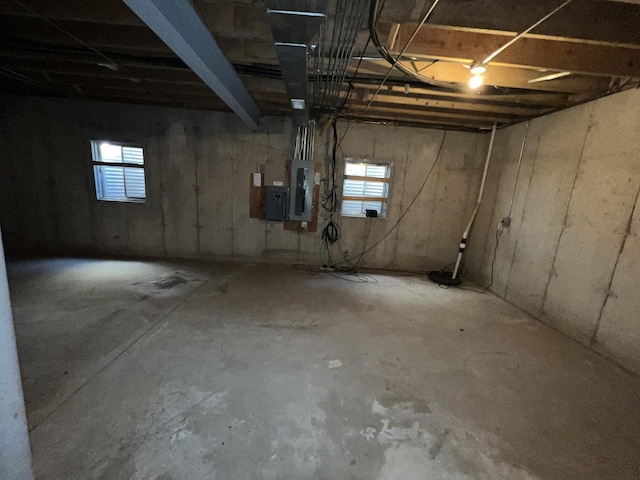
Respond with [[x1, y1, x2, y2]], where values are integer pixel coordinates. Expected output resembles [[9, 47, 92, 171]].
[[267, 0, 327, 126], [274, 43, 309, 126]]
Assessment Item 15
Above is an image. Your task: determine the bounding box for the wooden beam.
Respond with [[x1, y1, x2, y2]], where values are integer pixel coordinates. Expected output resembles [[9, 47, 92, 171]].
[[350, 91, 547, 117], [0, 79, 292, 116], [0, 54, 200, 83], [388, 23, 640, 79], [353, 59, 610, 94], [0, 14, 171, 53], [348, 81, 576, 107], [355, 100, 521, 123], [0, 51, 286, 92], [379, 0, 640, 46], [0, 13, 279, 65], [346, 104, 509, 126], [0, 0, 143, 26], [341, 111, 494, 130], [35, 71, 212, 94]]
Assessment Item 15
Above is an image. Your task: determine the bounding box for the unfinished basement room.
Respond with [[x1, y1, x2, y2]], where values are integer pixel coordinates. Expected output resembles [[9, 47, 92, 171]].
[[2, 0, 640, 479]]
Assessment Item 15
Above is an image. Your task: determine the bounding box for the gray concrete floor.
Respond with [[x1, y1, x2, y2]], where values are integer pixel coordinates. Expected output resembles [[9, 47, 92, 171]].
[[7, 257, 640, 480]]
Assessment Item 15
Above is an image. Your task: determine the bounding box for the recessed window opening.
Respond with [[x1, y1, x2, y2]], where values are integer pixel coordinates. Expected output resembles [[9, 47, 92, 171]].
[[91, 140, 146, 203], [341, 159, 391, 218]]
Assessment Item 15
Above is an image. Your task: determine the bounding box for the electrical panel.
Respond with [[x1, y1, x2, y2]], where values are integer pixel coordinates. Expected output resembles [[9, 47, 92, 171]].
[[266, 186, 290, 221], [288, 160, 314, 222]]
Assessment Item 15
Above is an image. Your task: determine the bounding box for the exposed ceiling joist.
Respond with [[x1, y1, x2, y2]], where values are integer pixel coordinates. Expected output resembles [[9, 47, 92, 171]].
[[1, 0, 638, 130], [0, 14, 169, 52], [345, 111, 495, 130], [388, 23, 640, 79], [122, 0, 261, 130], [353, 59, 610, 94], [347, 82, 575, 106], [354, 91, 549, 117], [381, 0, 640, 46]]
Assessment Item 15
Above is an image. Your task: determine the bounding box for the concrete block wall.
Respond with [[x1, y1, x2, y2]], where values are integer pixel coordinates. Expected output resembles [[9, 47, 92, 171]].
[[0, 95, 486, 271], [466, 87, 640, 375]]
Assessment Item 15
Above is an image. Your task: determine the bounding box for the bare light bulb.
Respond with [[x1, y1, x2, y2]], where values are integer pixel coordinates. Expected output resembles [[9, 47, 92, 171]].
[[470, 64, 487, 75], [469, 74, 484, 89]]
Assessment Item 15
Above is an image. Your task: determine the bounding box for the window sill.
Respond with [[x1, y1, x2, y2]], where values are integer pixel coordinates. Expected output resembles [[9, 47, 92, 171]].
[[341, 214, 386, 219], [96, 198, 147, 204]]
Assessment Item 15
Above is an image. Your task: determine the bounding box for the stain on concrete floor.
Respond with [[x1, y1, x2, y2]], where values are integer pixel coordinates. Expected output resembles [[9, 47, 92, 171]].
[[153, 274, 188, 289]]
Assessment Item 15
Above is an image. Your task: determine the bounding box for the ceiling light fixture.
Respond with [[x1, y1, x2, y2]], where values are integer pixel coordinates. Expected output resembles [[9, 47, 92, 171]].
[[469, 74, 484, 89], [469, 63, 486, 75], [462, 1, 574, 91]]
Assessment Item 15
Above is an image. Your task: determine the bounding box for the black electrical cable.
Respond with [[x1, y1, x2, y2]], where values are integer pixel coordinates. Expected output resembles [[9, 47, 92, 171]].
[[322, 118, 340, 215], [435, 262, 468, 279], [293, 263, 379, 284], [321, 221, 341, 245], [337, 34, 372, 113], [321, 118, 343, 253], [368, 0, 460, 94]]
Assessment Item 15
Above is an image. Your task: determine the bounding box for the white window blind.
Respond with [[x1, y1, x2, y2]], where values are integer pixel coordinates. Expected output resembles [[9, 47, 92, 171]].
[[91, 141, 146, 202], [341, 160, 391, 218]]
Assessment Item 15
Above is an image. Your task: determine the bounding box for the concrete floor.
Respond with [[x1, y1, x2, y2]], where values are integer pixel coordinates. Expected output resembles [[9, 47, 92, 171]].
[[7, 257, 640, 480]]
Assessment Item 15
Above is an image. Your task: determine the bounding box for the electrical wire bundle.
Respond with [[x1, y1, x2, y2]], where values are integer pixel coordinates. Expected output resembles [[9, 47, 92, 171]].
[[320, 118, 342, 258]]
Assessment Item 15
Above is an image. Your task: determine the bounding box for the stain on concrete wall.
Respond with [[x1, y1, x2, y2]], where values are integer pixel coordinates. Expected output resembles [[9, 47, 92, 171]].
[[0, 95, 487, 271], [466, 88, 640, 375]]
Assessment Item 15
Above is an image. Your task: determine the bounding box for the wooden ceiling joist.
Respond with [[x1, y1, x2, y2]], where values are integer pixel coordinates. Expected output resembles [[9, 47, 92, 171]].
[[388, 23, 640, 79], [382, 0, 640, 46], [1, 0, 638, 129]]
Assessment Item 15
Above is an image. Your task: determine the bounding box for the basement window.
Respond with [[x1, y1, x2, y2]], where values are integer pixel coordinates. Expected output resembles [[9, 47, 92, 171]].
[[91, 141, 147, 203], [341, 159, 391, 218]]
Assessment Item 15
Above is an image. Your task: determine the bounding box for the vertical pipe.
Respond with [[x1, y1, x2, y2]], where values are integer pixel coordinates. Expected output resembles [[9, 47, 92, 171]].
[[452, 124, 497, 279], [0, 227, 34, 480]]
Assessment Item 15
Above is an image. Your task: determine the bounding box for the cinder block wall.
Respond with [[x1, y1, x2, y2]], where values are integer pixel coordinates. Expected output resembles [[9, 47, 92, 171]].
[[0, 95, 486, 271], [466, 88, 640, 375]]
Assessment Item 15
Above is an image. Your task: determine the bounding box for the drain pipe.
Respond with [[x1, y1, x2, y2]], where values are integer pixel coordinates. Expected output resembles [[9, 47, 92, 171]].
[[452, 123, 497, 280]]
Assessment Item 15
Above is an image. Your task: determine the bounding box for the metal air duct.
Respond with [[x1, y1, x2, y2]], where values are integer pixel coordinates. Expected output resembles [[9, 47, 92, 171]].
[[267, 0, 328, 126]]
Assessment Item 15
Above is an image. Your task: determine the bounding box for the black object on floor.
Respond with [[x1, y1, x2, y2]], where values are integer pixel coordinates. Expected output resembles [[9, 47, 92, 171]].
[[428, 270, 461, 286]]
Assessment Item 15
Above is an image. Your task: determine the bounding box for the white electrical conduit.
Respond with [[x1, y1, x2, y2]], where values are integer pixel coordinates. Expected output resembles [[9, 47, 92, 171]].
[[452, 123, 497, 280], [481, 0, 574, 66], [293, 119, 316, 162]]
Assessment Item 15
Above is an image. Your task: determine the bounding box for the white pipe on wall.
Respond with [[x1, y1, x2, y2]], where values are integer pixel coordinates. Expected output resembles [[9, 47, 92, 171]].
[[452, 123, 497, 280]]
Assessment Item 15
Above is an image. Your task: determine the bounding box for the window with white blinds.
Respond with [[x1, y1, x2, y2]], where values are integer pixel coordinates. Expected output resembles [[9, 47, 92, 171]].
[[341, 159, 391, 218], [91, 141, 147, 203]]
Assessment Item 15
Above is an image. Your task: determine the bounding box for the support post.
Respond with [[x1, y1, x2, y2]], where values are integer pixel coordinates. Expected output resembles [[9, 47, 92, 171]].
[[0, 227, 34, 480]]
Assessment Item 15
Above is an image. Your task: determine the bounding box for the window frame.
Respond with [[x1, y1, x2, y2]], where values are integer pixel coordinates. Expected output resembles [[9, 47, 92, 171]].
[[341, 158, 392, 219], [91, 140, 147, 204]]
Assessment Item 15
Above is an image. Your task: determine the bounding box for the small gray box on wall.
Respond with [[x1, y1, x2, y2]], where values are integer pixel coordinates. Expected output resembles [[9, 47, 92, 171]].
[[288, 160, 314, 222], [266, 186, 290, 221]]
